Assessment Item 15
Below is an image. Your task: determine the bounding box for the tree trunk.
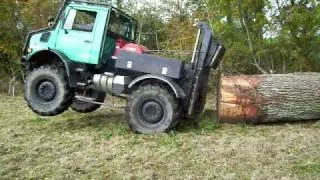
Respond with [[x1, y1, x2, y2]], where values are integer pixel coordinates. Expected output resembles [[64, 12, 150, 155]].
[[217, 73, 320, 123]]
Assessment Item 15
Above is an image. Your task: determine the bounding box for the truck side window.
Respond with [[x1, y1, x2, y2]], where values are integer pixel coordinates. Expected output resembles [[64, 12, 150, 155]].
[[108, 11, 134, 41], [72, 10, 97, 32]]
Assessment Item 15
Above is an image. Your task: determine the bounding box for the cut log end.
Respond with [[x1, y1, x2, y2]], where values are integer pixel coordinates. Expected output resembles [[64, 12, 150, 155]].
[[217, 73, 320, 124]]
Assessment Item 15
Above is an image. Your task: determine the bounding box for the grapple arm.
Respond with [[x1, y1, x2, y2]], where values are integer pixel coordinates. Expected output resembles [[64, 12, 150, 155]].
[[187, 22, 226, 116]]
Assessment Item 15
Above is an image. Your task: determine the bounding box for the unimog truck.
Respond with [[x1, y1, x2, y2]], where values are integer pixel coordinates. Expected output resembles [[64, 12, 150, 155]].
[[22, 0, 225, 134]]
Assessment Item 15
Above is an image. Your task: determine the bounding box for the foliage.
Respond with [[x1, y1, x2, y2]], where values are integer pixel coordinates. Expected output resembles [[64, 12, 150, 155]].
[[0, 0, 24, 83], [0, 0, 319, 92]]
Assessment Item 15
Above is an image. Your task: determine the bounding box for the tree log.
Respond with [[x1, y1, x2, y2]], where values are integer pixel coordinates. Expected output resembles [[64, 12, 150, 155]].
[[217, 73, 320, 123]]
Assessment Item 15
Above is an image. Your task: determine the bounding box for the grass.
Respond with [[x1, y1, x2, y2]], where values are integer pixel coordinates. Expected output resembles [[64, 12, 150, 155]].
[[292, 161, 320, 177], [0, 95, 320, 179]]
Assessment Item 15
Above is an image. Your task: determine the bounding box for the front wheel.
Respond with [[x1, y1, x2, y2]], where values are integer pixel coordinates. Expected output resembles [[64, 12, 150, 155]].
[[126, 85, 180, 134], [24, 66, 73, 116]]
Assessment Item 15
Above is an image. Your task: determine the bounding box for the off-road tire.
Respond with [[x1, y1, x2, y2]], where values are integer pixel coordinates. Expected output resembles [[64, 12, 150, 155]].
[[71, 90, 106, 113], [24, 66, 73, 116], [126, 85, 180, 134]]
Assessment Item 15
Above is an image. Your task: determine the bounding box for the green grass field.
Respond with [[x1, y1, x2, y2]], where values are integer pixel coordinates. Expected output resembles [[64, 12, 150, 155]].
[[0, 95, 319, 179]]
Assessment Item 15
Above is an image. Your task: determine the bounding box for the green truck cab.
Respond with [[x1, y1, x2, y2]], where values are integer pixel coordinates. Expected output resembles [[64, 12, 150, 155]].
[[23, 1, 136, 65], [22, 0, 225, 134]]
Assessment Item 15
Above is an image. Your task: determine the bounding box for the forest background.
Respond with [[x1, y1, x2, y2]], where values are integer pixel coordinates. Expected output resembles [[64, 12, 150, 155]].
[[0, 0, 319, 93]]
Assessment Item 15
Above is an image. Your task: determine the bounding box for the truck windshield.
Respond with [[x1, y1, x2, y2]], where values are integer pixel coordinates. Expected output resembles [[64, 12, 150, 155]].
[[108, 10, 136, 42]]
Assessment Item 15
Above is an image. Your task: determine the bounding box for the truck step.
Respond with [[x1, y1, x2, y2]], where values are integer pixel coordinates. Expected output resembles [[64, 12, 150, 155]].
[[75, 68, 85, 72], [75, 95, 104, 105], [76, 82, 88, 87], [104, 72, 114, 76]]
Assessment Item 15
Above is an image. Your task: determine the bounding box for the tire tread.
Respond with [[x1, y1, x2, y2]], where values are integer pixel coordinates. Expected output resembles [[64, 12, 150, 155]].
[[125, 84, 180, 133], [24, 66, 73, 116]]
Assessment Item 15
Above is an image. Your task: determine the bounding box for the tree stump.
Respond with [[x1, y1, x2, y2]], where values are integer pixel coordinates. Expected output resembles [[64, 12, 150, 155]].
[[217, 73, 320, 123]]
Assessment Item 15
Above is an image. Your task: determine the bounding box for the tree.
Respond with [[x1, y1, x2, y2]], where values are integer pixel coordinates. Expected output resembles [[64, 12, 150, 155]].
[[0, 0, 319, 94], [272, 0, 320, 71], [0, 0, 24, 79]]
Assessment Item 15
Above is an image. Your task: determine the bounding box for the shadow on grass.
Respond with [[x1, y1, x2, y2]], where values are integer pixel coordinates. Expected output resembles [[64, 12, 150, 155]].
[[176, 110, 220, 133], [46, 109, 220, 134], [261, 119, 320, 127], [49, 111, 127, 132], [46, 108, 320, 134]]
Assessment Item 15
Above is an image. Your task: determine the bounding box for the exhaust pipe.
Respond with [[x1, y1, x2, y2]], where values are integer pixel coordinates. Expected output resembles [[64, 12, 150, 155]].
[[93, 73, 132, 95]]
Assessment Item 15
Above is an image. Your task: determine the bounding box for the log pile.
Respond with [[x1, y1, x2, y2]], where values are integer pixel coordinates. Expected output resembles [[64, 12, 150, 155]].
[[217, 73, 320, 123]]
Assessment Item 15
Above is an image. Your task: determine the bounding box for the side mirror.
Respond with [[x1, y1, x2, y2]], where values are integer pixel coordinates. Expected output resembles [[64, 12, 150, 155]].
[[48, 16, 55, 26]]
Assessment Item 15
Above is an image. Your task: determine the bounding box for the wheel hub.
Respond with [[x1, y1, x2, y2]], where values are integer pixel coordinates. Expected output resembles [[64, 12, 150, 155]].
[[37, 81, 56, 102], [141, 101, 164, 124]]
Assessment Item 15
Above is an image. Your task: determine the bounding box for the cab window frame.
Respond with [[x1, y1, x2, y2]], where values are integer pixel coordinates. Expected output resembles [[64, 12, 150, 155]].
[[72, 10, 97, 32], [107, 10, 136, 42], [63, 8, 98, 33]]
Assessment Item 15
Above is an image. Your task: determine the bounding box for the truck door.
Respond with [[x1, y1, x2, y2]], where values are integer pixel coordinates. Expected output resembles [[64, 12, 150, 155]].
[[55, 8, 97, 64]]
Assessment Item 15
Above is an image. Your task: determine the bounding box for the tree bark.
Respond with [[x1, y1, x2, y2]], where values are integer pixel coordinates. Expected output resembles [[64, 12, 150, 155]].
[[217, 73, 320, 123]]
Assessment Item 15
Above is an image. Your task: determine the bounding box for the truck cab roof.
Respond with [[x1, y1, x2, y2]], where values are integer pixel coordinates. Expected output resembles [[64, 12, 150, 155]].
[[66, 0, 136, 22]]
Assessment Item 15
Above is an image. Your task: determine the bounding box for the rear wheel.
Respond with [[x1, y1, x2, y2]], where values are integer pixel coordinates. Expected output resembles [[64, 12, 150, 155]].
[[126, 85, 180, 134], [24, 66, 73, 116], [71, 89, 106, 113]]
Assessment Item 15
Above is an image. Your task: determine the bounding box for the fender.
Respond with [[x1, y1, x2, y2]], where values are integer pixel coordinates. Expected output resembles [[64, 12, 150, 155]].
[[129, 74, 186, 99], [50, 49, 73, 77], [25, 49, 79, 87]]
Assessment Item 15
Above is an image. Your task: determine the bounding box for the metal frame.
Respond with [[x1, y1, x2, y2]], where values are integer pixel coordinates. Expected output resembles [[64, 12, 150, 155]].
[[187, 22, 214, 116], [63, 0, 137, 22], [128, 74, 186, 99], [210, 45, 225, 68], [191, 29, 201, 65], [52, 0, 137, 33]]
